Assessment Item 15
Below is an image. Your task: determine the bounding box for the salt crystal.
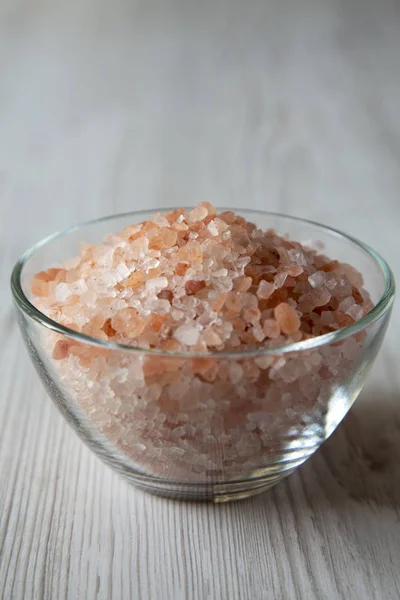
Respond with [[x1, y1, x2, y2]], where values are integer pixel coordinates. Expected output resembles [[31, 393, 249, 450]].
[[288, 249, 307, 266], [115, 262, 131, 281], [146, 277, 168, 292], [55, 282, 72, 302], [325, 279, 337, 290], [346, 304, 363, 321], [213, 269, 229, 277], [189, 205, 208, 222], [213, 276, 233, 293], [254, 355, 275, 369], [263, 319, 281, 339], [203, 329, 223, 346], [229, 363, 244, 384], [308, 271, 326, 288], [174, 325, 200, 346], [339, 297, 355, 313], [257, 280, 276, 299], [207, 221, 219, 236]]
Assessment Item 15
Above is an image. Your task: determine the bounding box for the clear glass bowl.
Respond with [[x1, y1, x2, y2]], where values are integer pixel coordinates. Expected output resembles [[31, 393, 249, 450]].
[[11, 210, 395, 502]]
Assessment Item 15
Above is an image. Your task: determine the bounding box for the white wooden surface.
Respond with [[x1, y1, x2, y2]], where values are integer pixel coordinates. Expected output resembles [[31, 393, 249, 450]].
[[1, 1, 400, 598]]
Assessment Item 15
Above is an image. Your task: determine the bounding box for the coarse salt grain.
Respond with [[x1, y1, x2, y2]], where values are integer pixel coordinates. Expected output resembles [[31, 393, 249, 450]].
[[174, 325, 200, 346]]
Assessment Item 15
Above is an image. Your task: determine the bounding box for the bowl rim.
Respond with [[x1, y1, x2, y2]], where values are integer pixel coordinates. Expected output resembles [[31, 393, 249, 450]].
[[10, 208, 395, 358]]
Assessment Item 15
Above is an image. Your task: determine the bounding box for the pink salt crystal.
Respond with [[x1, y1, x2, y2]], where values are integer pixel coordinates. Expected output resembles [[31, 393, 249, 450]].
[[225, 292, 243, 313], [263, 319, 281, 339], [321, 260, 339, 273], [31, 277, 49, 297], [346, 304, 363, 321], [229, 363, 244, 384], [256, 280, 276, 300], [219, 210, 236, 224], [320, 311, 334, 325], [130, 236, 149, 258], [285, 264, 304, 277], [52, 339, 70, 360], [254, 355, 275, 369], [177, 240, 203, 263], [339, 297, 355, 313], [274, 303, 300, 335], [209, 218, 228, 235], [234, 276, 252, 292], [301, 287, 331, 309], [252, 324, 265, 342], [203, 328, 223, 346], [325, 279, 337, 290], [123, 271, 143, 289], [174, 262, 189, 276], [243, 308, 261, 324], [185, 280, 206, 296], [111, 308, 146, 338], [189, 205, 208, 222], [339, 264, 364, 287], [230, 225, 250, 247]]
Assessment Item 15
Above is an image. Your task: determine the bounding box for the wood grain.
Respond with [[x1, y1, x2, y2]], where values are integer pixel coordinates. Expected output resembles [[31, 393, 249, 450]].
[[1, 0, 400, 598]]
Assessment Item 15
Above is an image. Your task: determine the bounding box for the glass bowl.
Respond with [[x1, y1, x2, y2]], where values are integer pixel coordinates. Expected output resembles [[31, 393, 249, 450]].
[[11, 210, 395, 502]]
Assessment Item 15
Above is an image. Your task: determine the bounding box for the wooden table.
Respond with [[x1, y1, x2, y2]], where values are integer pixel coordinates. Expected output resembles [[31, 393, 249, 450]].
[[1, 1, 399, 598]]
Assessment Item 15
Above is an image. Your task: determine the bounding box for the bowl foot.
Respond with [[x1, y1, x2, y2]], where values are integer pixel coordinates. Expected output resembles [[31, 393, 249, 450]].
[[125, 470, 295, 503]]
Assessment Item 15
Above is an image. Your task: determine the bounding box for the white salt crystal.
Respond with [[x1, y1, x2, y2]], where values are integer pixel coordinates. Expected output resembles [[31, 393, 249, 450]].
[[213, 276, 233, 293], [257, 280, 276, 299], [115, 262, 131, 281], [146, 277, 168, 292], [346, 304, 363, 321], [254, 355, 275, 369], [70, 279, 88, 295], [213, 269, 229, 277], [55, 282, 72, 302], [152, 213, 170, 227], [171, 308, 184, 321], [145, 298, 171, 314], [308, 271, 326, 288], [207, 220, 219, 236], [274, 271, 288, 288], [288, 249, 307, 266], [325, 279, 337, 290], [174, 325, 200, 346]]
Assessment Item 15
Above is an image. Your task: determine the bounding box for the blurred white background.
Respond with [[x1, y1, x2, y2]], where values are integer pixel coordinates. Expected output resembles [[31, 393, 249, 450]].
[[1, 0, 400, 258]]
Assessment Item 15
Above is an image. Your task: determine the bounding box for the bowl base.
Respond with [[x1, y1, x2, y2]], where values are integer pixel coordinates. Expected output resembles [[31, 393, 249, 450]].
[[125, 470, 295, 503]]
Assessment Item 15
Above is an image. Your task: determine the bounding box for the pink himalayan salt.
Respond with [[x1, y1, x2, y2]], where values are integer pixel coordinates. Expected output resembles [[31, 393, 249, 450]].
[[274, 303, 301, 335], [111, 308, 146, 337], [31, 203, 373, 482], [31, 203, 373, 360]]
